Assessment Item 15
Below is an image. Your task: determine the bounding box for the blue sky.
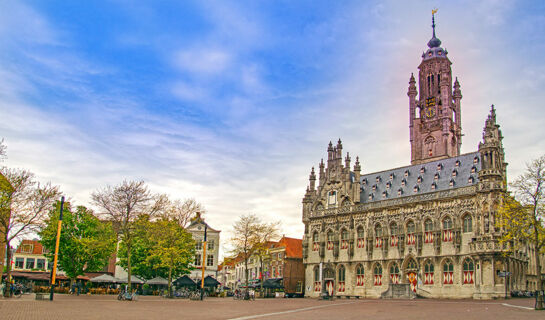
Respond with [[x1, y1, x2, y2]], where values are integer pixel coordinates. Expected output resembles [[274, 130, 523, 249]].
[[1, 0, 545, 256]]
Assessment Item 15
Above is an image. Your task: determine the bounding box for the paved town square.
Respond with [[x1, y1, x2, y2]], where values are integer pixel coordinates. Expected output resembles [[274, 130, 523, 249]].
[[0, 295, 541, 320]]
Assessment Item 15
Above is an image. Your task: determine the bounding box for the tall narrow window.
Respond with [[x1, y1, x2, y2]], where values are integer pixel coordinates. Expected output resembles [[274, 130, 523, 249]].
[[357, 226, 365, 248], [424, 219, 434, 243], [390, 263, 400, 284], [375, 224, 383, 248], [312, 232, 320, 251], [443, 259, 454, 284], [327, 231, 334, 250], [443, 217, 453, 242], [338, 265, 346, 292], [341, 229, 349, 249], [314, 266, 321, 292], [356, 264, 365, 287], [374, 264, 383, 286], [207, 254, 214, 267], [406, 221, 416, 245], [424, 260, 434, 285], [463, 259, 475, 284], [390, 223, 398, 247], [463, 215, 472, 233]]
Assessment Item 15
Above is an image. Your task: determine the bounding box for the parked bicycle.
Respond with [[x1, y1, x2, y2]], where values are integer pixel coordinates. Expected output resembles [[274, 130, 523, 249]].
[[12, 283, 31, 298], [117, 289, 138, 301]]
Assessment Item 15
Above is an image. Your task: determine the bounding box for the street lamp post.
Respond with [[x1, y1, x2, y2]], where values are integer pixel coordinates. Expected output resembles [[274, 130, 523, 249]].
[[200, 224, 207, 300], [50, 196, 65, 301]]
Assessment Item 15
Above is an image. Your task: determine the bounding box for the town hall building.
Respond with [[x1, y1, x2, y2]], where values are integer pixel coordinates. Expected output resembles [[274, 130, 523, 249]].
[[301, 15, 528, 299]]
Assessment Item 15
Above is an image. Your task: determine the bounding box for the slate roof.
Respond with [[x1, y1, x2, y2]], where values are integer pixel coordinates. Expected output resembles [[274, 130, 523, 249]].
[[359, 151, 480, 203]]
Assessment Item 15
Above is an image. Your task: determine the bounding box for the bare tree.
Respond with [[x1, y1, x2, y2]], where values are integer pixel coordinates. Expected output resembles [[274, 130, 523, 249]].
[[254, 221, 280, 292], [231, 214, 260, 295], [165, 198, 206, 228], [230, 214, 280, 296], [498, 155, 545, 309], [0, 168, 61, 296], [91, 180, 169, 291]]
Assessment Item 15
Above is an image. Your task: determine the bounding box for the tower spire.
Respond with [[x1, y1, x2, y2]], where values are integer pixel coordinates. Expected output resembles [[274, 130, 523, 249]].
[[432, 8, 438, 38]]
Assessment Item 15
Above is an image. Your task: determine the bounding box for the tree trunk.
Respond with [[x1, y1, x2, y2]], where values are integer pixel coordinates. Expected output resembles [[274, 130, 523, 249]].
[[168, 267, 172, 298], [245, 257, 249, 299], [259, 257, 263, 295], [534, 224, 543, 310], [3, 238, 11, 297], [127, 242, 132, 293]]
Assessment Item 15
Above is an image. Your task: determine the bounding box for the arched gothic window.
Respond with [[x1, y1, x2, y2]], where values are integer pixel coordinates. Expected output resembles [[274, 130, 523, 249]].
[[442, 217, 453, 242], [424, 219, 434, 243], [312, 232, 319, 251], [375, 224, 383, 248], [374, 263, 383, 286], [443, 259, 454, 284], [424, 260, 434, 285], [340, 229, 349, 249], [357, 226, 365, 248], [313, 266, 321, 292], [338, 265, 346, 292], [463, 214, 472, 233], [327, 230, 334, 250], [390, 222, 398, 247], [390, 263, 400, 284], [463, 259, 475, 284], [406, 221, 416, 245], [356, 264, 365, 286]]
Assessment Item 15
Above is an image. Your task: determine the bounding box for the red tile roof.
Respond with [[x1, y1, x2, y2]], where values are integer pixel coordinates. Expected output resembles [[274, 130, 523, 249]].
[[276, 236, 302, 259], [15, 240, 45, 255]]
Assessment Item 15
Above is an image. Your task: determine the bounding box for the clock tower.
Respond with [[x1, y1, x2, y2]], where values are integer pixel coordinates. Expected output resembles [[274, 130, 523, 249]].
[[408, 12, 462, 165]]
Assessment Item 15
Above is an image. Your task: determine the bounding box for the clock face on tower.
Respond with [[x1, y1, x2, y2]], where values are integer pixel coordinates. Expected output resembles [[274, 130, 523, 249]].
[[425, 106, 436, 118]]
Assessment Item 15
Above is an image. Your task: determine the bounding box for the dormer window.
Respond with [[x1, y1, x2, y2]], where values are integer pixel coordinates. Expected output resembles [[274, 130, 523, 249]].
[[401, 178, 406, 186], [455, 160, 461, 167], [362, 178, 367, 185], [397, 188, 403, 196], [471, 166, 477, 174], [389, 173, 394, 180], [368, 194, 374, 201], [382, 191, 387, 199], [404, 170, 409, 177], [468, 176, 474, 184], [431, 182, 437, 190], [413, 185, 419, 193], [434, 173, 440, 180], [473, 156, 479, 164], [386, 182, 391, 189], [420, 167, 426, 174], [417, 176, 423, 184], [376, 176, 381, 183], [436, 163, 442, 171], [372, 184, 377, 191], [452, 170, 458, 177], [449, 179, 455, 187]]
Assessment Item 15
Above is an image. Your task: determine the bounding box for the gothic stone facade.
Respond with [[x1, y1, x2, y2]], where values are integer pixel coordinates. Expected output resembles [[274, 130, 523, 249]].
[[301, 19, 527, 299]]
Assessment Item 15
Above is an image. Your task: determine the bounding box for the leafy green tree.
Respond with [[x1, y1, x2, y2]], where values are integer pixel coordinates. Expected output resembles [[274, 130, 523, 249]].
[[498, 155, 545, 309], [117, 216, 195, 296], [91, 180, 169, 291], [40, 204, 116, 284], [148, 219, 195, 296], [0, 168, 60, 296], [117, 216, 169, 280]]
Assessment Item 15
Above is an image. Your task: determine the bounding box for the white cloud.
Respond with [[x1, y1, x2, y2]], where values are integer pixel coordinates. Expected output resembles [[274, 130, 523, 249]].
[[173, 48, 231, 75]]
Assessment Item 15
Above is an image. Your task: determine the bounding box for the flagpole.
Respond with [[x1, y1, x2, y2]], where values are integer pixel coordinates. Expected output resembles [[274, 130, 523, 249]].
[[200, 223, 207, 300]]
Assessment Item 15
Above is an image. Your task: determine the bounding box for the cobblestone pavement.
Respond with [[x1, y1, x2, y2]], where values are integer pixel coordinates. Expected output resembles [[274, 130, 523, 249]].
[[0, 294, 542, 320]]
